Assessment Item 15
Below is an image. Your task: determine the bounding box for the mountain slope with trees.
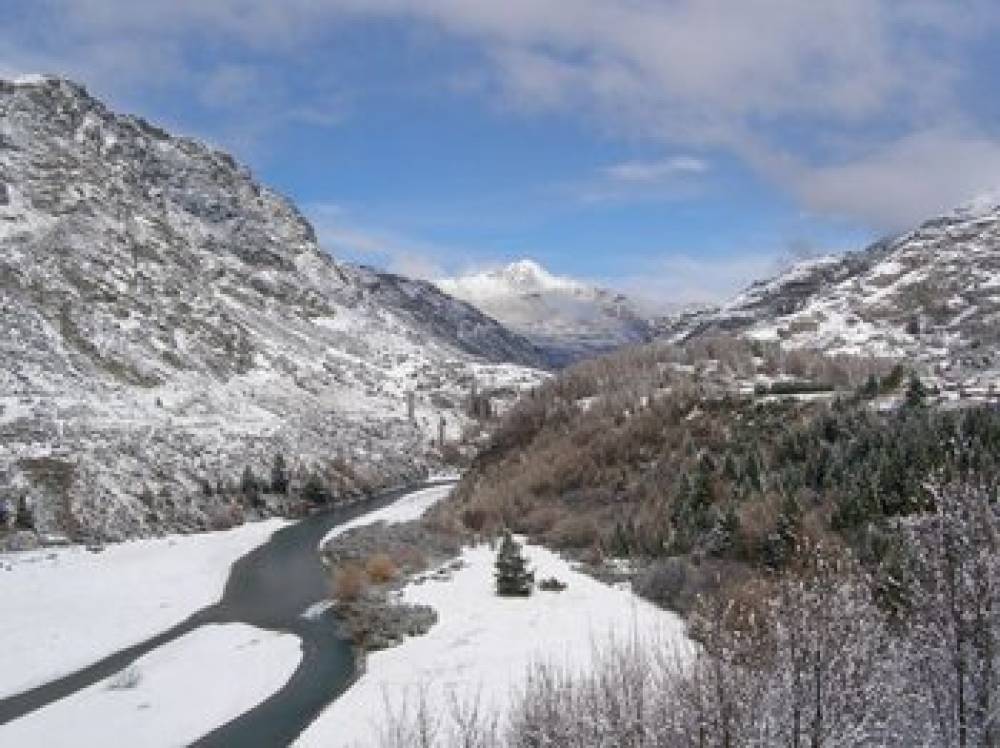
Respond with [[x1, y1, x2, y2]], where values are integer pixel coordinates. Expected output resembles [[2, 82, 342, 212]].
[[0, 76, 546, 543], [418, 335, 1000, 745]]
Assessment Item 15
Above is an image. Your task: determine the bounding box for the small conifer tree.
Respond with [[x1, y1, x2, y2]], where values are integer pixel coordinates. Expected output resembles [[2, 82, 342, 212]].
[[270, 452, 289, 495], [494, 531, 534, 596], [906, 373, 927, 408]]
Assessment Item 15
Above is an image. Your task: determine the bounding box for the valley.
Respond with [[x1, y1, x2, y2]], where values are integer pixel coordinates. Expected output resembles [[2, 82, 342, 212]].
[[3, 44, 1000, 747]]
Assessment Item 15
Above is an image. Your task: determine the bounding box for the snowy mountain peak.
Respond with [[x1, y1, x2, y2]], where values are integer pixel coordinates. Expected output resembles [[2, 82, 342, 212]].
[[439, 259, 584, 300], [954, 189, 1000, 220], [436, 260, 652, 365], [9, 73, 60, 87], [496, 259, 580, 291]]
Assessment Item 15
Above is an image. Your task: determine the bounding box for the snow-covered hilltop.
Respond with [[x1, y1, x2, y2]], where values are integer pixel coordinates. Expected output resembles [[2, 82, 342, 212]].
[[664, 194, 1000, 388], [436, 259, 653, 365], [0, 76, 545, 542]]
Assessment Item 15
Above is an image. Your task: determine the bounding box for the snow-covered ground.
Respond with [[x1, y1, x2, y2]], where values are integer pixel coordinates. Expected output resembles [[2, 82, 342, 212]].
[[0, 623, 300, 748], [296, 541, 690, 747], [320, 482, 456, 548], [0, 518, 288, 698]]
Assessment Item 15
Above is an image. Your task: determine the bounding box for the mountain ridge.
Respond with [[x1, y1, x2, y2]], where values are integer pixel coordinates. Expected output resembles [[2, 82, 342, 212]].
[[662, 196, 1000, 389], [0, 75, 546, 543]]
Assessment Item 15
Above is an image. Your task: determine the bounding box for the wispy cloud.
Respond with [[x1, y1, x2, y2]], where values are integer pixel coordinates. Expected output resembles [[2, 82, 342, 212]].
[[566, 155, 710, 204], [603, 157, 708, 184], [304, 203, 475, 279]]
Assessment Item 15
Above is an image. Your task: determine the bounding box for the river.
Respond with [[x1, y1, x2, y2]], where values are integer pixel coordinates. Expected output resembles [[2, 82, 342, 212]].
[[0, 480, 454, 745]]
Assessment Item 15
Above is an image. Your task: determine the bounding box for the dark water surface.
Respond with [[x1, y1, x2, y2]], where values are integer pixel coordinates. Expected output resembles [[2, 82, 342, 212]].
[[0, 481, 452, 745]]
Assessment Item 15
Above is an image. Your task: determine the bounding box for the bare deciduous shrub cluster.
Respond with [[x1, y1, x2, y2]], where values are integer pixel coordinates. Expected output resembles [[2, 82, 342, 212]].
[[331, 563, 367, 601], [366, 553, 399, 583], [384, 481, 999, 746]]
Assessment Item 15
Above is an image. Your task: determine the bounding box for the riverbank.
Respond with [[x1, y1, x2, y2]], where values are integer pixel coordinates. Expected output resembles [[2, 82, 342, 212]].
[[295, 537, 691, 747], [0, 623, 301, 748], [0, 478, 460, 700], [0, 479, 458, 747], [0, 517, 290, 698]]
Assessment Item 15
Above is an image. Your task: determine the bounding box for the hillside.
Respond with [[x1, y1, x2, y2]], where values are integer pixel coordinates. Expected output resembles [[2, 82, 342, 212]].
[[0, 76, 546, 543], [664, 196, 1000, 393], [436, 259, 653, 366]]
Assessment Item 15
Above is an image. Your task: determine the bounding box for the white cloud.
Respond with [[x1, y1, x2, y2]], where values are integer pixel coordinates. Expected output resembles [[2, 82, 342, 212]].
[[792, 130, 1000, 231], [615, 252, 783, 307], [4, 0, 1000, 229]]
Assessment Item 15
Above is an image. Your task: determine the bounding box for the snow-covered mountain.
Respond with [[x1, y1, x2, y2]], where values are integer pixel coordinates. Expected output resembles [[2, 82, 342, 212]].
[[664, 194, 1000, 387], [436, 260, 653, 365], [0, 76, 546, 542]]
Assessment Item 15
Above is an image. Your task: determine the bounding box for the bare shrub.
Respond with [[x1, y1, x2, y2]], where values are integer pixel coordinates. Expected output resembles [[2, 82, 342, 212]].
[[206, 502, 243, 531], [108, 665, 142, 690], [331, 562, 367, 602], [439, 442, 466, 467], [460, 506, 500, 534], [734, 493, 781, 561], [518, 504, 564, 536], [366, 553, 399, 584], [393, 545, 428, 573], [545, 515, 599, 550]]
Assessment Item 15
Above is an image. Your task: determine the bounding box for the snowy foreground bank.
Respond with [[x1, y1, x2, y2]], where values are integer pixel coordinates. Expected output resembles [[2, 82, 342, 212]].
[[0, 518, 289, 698], [0, 482, 455, 701], [296, 540, 690, 747], [0, 623, 300, 748]]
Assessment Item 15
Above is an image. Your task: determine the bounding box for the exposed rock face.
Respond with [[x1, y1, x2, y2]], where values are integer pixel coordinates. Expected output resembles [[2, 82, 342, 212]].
[[662, 197, 1000, 386], [0, 76, 545, 541], [437, 259, 653, 366]]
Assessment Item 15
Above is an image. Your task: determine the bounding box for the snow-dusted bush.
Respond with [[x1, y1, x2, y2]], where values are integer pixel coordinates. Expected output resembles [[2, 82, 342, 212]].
[[107, 665, 142, 690]]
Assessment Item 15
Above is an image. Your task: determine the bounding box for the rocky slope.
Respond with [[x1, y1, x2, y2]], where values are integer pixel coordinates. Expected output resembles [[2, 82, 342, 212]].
[[0, 76, 546, 542], [436, 259, 653, 365], [663, 196, 1000, 390]]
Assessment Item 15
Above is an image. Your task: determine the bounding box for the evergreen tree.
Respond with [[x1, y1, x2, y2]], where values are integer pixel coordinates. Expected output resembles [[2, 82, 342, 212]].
[[905, 373, 927, 408], [15, 494, 34, 530], [860, 373, 879, 399], [241, 465, 260, 505], [270, 452, 289, 495], [765, 494, 802, 568], [301, 473, 329, 505], [608, 520, 632, 557], [495, 531, 534, 596]]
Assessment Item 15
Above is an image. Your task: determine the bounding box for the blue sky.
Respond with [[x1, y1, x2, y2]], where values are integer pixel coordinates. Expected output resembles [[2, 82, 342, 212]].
[[4, 1, 1000, 303]]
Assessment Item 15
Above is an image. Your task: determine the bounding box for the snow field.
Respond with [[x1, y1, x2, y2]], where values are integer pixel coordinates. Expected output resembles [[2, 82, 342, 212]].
[[296, 539, 690, 747], [0, 517, 288, 697], [0, 623, 300, 748]]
